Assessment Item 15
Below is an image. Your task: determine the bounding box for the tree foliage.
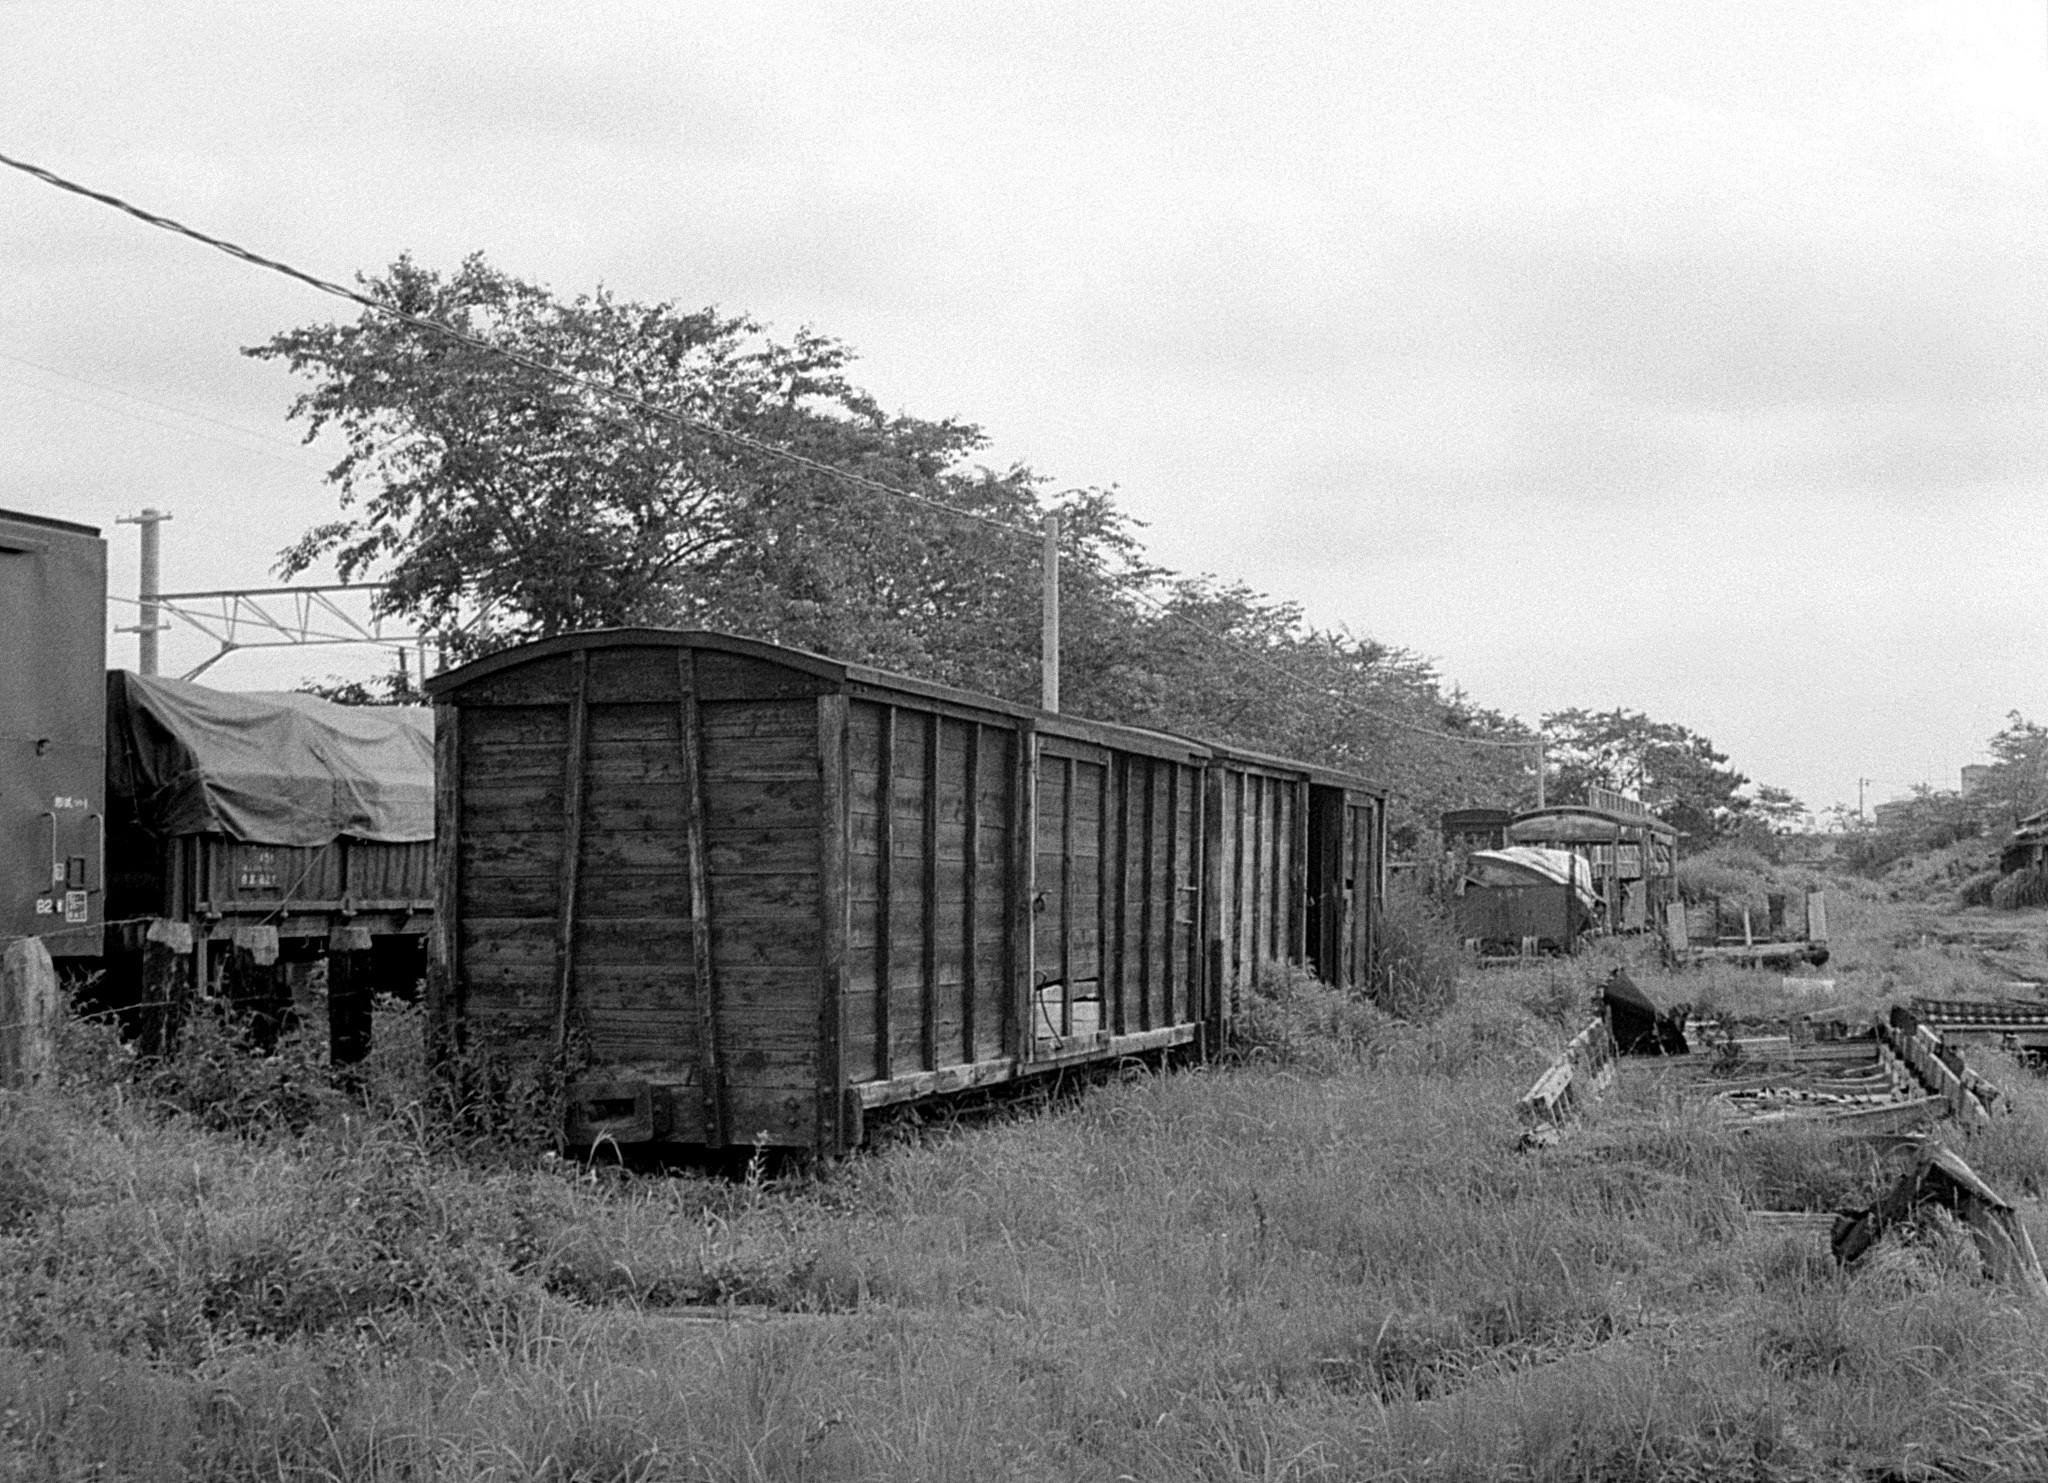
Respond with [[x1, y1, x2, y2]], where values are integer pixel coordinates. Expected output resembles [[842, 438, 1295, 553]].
[[1539, 707, 1755, 848], [1972, 712, 2048, 828], [253, 255, 1550, 837]]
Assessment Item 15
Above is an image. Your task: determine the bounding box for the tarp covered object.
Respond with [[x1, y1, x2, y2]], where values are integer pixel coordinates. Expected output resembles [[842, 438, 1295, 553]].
[[106, 671, 434, 846], [1466, 847, 1599, 913]]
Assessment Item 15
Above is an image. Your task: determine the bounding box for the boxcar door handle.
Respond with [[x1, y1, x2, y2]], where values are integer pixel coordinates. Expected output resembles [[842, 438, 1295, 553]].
[[41, 811, 59, 889], [88, 812, 104, 895]]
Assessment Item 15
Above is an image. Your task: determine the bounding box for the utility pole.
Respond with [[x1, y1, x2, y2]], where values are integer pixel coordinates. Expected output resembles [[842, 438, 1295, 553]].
[[1858, 776, 1870, 825], [115, 508, 172, 675], [1041, 510, 1060, 713], [1534, 734, 1546, 810]]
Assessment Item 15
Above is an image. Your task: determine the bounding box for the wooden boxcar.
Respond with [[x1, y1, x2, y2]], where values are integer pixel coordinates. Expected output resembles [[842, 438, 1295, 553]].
[[1204, 744, 1386, 1030], [426, 629, 1386, 1155]]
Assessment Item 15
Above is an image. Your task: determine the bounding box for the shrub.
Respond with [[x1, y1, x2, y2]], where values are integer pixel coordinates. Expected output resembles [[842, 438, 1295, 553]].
[[1232, 959, 1393, 1069], [0, 1095, 68, 1232], [1992, 868, 2048, 911], [1959, 869, 2002, 908], [140, 1005, 344, 1139], [1371, 876, 1462, 1019]]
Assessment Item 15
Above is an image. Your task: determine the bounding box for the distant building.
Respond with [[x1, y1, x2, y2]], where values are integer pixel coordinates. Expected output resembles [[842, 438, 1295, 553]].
[[1871, 799, 1914, 831], [1778, 832, 1839, 864]]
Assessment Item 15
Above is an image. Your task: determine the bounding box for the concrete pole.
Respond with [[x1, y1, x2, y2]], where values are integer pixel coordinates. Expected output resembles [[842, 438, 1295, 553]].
[[117, 507, 171, 674], [1041, 510, 1060, 714], [1534, 735, 1546, 810]]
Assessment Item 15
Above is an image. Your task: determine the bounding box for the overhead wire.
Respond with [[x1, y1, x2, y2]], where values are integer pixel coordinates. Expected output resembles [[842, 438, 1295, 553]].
[[3, 147, 1539, 758]]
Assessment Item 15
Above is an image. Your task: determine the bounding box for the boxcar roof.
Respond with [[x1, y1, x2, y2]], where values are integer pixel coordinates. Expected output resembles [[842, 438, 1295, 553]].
[[1511, 805, 1677, 843], [1196, 737, 1388, 797], [426, 627, 1213, 764], [0, 506, 102, 542]]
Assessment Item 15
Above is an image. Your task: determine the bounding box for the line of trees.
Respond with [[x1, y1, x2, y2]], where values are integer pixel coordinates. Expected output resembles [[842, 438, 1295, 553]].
[[259, 255, 1802, 852]]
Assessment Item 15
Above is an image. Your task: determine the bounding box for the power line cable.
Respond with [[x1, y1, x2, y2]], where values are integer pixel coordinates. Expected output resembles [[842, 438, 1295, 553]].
[[3, 147, 1539, 755], [0, 364, 324, 471], [0, 349, 322, 454], [0, 149, 1034, 539]]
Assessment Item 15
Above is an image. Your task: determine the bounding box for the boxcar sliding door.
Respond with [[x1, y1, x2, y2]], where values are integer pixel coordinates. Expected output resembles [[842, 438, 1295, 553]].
[[842, 701, 1017, 1091], [1031, 742, 1107, 1053]]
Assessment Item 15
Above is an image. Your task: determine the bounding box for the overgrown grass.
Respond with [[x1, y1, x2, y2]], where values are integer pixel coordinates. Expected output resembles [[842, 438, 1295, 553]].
[[9, 916, 2048, 1479]]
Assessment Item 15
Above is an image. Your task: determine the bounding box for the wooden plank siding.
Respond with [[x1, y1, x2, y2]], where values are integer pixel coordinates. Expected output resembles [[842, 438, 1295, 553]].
[[430, 629, 1383, 1154], [844, 701, 1015, 1089]]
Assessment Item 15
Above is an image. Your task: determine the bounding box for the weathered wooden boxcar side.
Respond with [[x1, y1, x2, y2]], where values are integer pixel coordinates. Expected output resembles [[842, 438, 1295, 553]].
[[1203, 746, 1387, 1035], [427, 630, 1217, 1156]]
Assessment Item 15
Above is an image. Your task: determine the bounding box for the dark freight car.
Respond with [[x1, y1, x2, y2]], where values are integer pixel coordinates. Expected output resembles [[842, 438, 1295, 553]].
[[1, 508, 108, 960], [427, 629, 1387, 1155], [102, 672, 436, 1052], [1205, 744, 1385, 1029]]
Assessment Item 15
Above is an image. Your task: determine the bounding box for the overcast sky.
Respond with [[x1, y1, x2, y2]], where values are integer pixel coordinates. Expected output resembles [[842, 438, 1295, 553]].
[[4, 1, 2045, 819]]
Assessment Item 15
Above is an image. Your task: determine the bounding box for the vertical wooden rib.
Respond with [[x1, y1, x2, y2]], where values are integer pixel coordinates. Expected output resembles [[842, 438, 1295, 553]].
[[962, 722, 980, 1062], [1008, 721, 1034, 1060], [1291, 782, 1309, 966], [816, 695, 849, 1153], [1188, 764, 1206, 1037], [1095, 754, 1111, 1035], [1200, 767, 1222, 1048], [921, 713, 940, 1071], [1164, 762, 1180, 1025], [1059, 755, 1075, 1037], [550, 650, 590, 1066], [1137, 758, 1155, 1031], [874, 706, 895, 1082], [1110, 756, 1129, 1036], [1339, 806, 1357, 987], [677, 650, 725, 1148], [429, 702, 462, 1064], [1233, 773, 1249, 1003]]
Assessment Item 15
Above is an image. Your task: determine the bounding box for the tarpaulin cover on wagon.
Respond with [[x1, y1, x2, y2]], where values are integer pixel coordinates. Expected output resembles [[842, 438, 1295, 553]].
[[106, 671, 434, 846], [1464, 847, 1600, 913]]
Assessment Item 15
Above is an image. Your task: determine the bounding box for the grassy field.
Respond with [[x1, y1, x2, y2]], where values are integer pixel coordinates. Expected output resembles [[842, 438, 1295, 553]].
[[8, 875, 2048, 1480]]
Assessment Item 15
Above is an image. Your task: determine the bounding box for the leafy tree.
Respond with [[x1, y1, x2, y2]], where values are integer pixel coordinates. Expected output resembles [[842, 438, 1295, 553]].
[[1746, 784, 1810, 835], [1539, 708, 1751, 848], [248, 253, 1140, 691], [1971, 712, 2048, 829], [254, 254, 1542, 843]]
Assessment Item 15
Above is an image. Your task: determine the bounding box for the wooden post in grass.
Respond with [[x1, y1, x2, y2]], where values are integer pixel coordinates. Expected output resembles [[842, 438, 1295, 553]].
[[328, 925, 375, 1066], [1, 936, 59, 1091], [138, 918, 195, 1058]]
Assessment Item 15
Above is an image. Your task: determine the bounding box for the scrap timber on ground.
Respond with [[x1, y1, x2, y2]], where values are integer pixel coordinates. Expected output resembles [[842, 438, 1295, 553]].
[[1518, 998, 2004, 1140], [1517, 989, 2048, 1300]]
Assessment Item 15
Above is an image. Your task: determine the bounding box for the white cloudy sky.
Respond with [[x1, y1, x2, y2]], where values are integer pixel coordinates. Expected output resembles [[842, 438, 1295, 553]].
[[3, 1, 2044, 819]]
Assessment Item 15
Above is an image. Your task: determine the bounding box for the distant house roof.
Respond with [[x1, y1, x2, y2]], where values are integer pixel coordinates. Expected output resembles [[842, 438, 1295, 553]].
[[107, 671, 434, 846]]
